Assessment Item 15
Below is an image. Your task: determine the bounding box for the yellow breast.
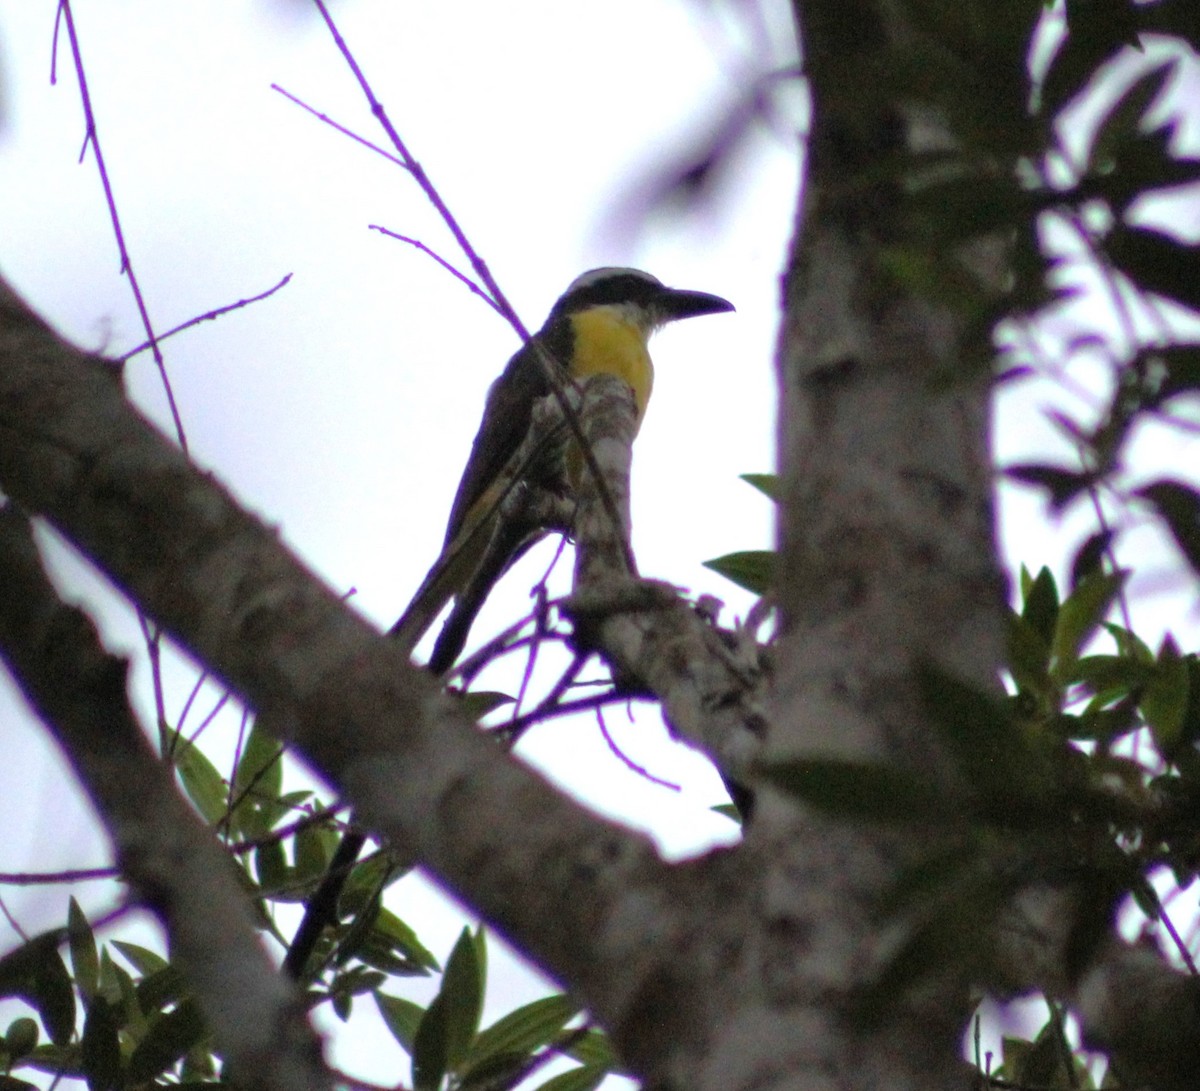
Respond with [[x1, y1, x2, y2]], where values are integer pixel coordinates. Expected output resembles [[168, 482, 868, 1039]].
[[568, 307, 654, 426]]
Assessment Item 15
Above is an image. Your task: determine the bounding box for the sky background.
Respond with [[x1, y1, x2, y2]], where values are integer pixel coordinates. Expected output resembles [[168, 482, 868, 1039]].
[[0, 1, 1196, 1086]]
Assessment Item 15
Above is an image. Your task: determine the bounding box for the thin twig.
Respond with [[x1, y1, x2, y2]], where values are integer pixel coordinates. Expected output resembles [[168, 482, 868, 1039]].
[[491, 690, 626, 746], [53, 0, 187, 452], [596, 707, 681, 791], [369, 226, 500, 313], [0, 894, 30, 942], [224, 804, 347, 856], [506, 653, 587, 744], [1140, 881, 1200, 977], [137, 612, 170, 748], [121, 274, 294, 360], [271, 83, 410, 169], [0, 866, 118, 886], [176, 668, 211, 736], [1046, 1001, 1081, 1090]]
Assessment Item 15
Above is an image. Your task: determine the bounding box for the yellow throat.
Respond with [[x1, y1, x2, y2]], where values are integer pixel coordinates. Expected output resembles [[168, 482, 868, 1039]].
[[568, 306, 654, 428]]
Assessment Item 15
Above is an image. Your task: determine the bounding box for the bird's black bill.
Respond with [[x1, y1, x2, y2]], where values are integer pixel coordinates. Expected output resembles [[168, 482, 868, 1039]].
[[658, 288, 736, 321]]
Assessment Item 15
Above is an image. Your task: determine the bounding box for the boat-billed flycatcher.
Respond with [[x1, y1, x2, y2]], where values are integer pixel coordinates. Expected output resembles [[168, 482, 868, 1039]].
[[389, 267, 734, 675]]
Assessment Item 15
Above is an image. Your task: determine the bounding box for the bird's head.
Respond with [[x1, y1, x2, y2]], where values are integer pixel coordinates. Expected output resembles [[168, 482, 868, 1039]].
[[547, 267, 734, 335]]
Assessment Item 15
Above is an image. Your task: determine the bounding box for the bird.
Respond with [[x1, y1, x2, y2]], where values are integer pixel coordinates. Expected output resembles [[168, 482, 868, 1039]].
[[283, 270, 735, 979], [389, 267, 735, 676]]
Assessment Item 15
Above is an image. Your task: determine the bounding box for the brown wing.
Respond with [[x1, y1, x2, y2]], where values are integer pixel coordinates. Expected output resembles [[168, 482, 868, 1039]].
[[389, 318, 573, 663], [442, 319, 572, 546]]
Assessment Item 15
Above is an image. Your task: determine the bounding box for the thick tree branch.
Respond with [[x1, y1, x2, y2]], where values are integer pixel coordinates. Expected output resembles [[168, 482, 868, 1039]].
[[565, 374, 769, 790], [721, 3, 1009, 1089], [0, 279, 700, 1057], [0, 506, 329, 1091]]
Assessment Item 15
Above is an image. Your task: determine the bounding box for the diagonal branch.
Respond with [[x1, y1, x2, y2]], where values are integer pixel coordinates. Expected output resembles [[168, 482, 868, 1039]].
[[0, 278, 701, 1053], [0, 506, 329, 1091]]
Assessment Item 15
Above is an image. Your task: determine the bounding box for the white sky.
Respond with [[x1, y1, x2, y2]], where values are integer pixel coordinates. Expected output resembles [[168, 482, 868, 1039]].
[[0, 2, 1197, 1087]]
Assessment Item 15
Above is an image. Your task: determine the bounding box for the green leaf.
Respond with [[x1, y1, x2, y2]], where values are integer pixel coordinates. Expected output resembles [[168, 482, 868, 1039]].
[[67, 900, 99, 1005], [1102, 622, 1156, 665], [441, 928, 485, 1071], [173, 739, 229, 826], [458, 691, 516, 720], [95, 948, 121, 1009], [328, 968, 386, 1024], [1084, 61, 1179, 211], [340, 852, 400, 916], [411, 925, 486, 1088], [133, 965, 188, 1019], [128, 999, 208, 1083], [562, 1029, 618, 1070], [710, 802, 743, 824], [458, 1051, 532, 1091], [1142, 638, 1190, 755], [254, 839, 289, 893], [533, 1064, 608, 1091], [1006, 610, 1051, 697], [372, 909, 440, 973], [412, 993, 449, 1091], [1153, 345, 1200, 402], [80, 996, 122, 1091], [5, 1017, 38, 1059], [230, 720, 286, 837], [292, 823, 332, 890], [702, 550, 774, 595], [356, 934, 437, 977], [1179, 656, 1200, 751], [110, 941, 168, 977], [111, 957, 144, 1036], [1138, 480, 1200, 577], [0, 933, 75, 1048], [758, 759, 947, 823], [332, 891, 383, 969], [466, 994, 580, 1071], [1068, 653, 1149, 695], [1067, 698, 1140, 744], [1070, 530, 1113, 589], [470, 927, 488, 999], [22, 1041, 85, 1078], [235, 719, 284, 801], [740, 473, 779, 500], [375, 992, 425, 1055], [1041, 0, 1145, 115], [1050, 569, 1124, 685], [1021, 566, 1059, 645], [1011, 1016, 1075, 1087], [917, 664, 1035, 791]]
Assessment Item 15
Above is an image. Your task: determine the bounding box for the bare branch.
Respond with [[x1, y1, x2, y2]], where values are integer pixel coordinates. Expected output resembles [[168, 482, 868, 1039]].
[[121, 274, 294, 361], [270, 83, 410, 169], [53, 0, 186, 452], [369, 226, 501, 313]]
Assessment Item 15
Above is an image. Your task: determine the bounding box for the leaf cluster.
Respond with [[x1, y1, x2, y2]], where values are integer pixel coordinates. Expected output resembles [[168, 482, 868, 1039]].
[[0, 718, 621, 1091]]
